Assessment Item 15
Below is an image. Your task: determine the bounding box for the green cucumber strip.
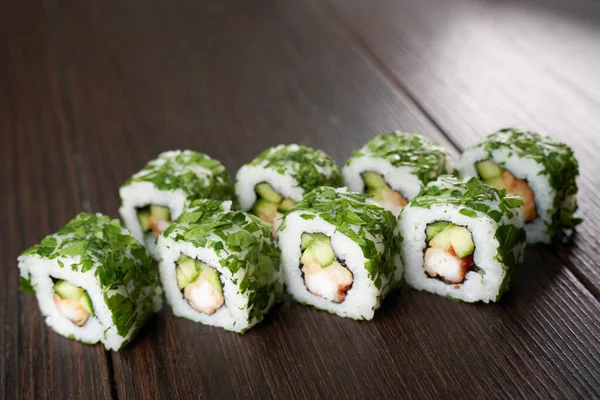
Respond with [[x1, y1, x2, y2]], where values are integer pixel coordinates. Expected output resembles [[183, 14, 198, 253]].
[[278, 198, 297, 213], [137, 208, 151, 232], [176, 258, 199, 289], [253, 199, 277, 220], [361, 171, 388, 190], [80, 292, 95, 316], [255, 183, 283, 204], [150, 205, 170, 222], [53, 280, 85, 300], [425, 221, 451, 241], [475, 160, 504, 180]]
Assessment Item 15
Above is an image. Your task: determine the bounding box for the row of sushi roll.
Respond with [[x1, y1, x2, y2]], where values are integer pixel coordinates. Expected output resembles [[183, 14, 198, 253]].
[[17, 128, 580, 349]]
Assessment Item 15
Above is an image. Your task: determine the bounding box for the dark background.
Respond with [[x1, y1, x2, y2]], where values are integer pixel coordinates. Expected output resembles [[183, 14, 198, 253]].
[[2, 0, 599, 398]]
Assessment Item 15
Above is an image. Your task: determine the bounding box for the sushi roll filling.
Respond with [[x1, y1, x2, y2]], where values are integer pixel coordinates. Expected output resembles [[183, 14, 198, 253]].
[[253, 182, 297, 225], [137, 204, 172, 237], [423, 222, 476, 284], [176, 255, 224, 315], [52, 279, 95, 327], [299, 233, 353, 303], [361, 171, 408, 214], [476, 160, 538, 223]]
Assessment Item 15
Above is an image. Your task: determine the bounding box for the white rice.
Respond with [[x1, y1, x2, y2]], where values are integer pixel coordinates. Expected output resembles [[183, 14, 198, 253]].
[[279, 211, 389, 320], [457, 147, 553, 244], [399, 203, 525, 303]]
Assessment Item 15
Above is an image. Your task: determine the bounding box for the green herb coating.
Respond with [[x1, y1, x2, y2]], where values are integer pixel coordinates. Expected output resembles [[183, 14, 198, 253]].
[[465, 128, 580, 236], [244, 144, 341, 192], [494, 224, 527, 300], [163, 199, 283, 325], [409, 175, 525, 223], [122, 150, 234, 201], [345, 132, 450, 184], [19, 213, 161, 350], [285, 186, 402, 292]]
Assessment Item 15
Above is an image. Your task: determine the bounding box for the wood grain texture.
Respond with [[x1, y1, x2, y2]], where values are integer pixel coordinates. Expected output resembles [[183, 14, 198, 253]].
[[0, 1, 113, 399], [323, 0, 600, 294], [2, 0, 599, 398]]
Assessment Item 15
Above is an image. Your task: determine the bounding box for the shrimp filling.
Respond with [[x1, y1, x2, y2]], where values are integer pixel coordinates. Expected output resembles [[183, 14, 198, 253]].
[[299, 233, 353, 303], [423, 222, 476, 284], [253, 182, 297, 235], [137, 205, 172, 237], [52, 279, 95, 326], [361, 171, 408, 215], [476, 160, 538, 222], [176, 255, 224, 315]]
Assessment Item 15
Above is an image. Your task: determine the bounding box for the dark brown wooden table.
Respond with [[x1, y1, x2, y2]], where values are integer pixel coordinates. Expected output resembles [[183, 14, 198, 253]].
[[2, 0, 600, 398]]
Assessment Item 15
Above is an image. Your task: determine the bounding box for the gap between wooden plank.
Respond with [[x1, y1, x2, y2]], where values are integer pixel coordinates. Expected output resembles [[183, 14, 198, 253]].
[[315, 0, 600, 302]]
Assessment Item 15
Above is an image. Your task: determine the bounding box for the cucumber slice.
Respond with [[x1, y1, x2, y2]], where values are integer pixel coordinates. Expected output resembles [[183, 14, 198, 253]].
[[253, 199, 277, 220], [426, 221, 451, 241], [300, 237, 335, 267], [255, 183, 283, 204], [476, 160, 504, 180], [178, 254, 191, 264], [450, 226, 475, 258], [176, 258, 200, 289], [80, 292, 95, 316], [53, 280, 85, 300], [361, 171, 388, 190], [313, 241, 335, 267], [300, 246, 318, 265], [300, 233, 315, 250], [150, 205, 171, 222], [483, 176, 506, 190], [197, 262, 223, 294], [300, 233, 329, 250], [137, 208, 151, 233], [428, 226, 453, 249], [278, 198, 297, 213]]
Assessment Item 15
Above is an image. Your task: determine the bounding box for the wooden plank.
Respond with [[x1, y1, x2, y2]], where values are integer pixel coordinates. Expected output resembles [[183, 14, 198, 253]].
[[0, 1, 113, 399], [323, 0, 600, 293], [50, 0, 600, 398]]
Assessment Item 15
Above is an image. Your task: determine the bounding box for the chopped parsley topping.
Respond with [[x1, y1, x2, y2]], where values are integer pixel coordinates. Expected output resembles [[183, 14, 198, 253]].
[[410, 176, 524, 222], [346, 132, 450, 184], [244, 144, 341, 193], [123, 150, 234, 201]]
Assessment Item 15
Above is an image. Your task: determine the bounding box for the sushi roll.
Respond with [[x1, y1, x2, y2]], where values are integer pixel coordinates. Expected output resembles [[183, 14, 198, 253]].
[[119, 150, 234, 257], [235, 144, 341, 232], [398, 176, 526, 302], [278, 186, 401, 320], [457, 128, 580, 244], [17, 213, 162, 350], [343, 132, 452, 215], [156, 199, 282, 333]]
